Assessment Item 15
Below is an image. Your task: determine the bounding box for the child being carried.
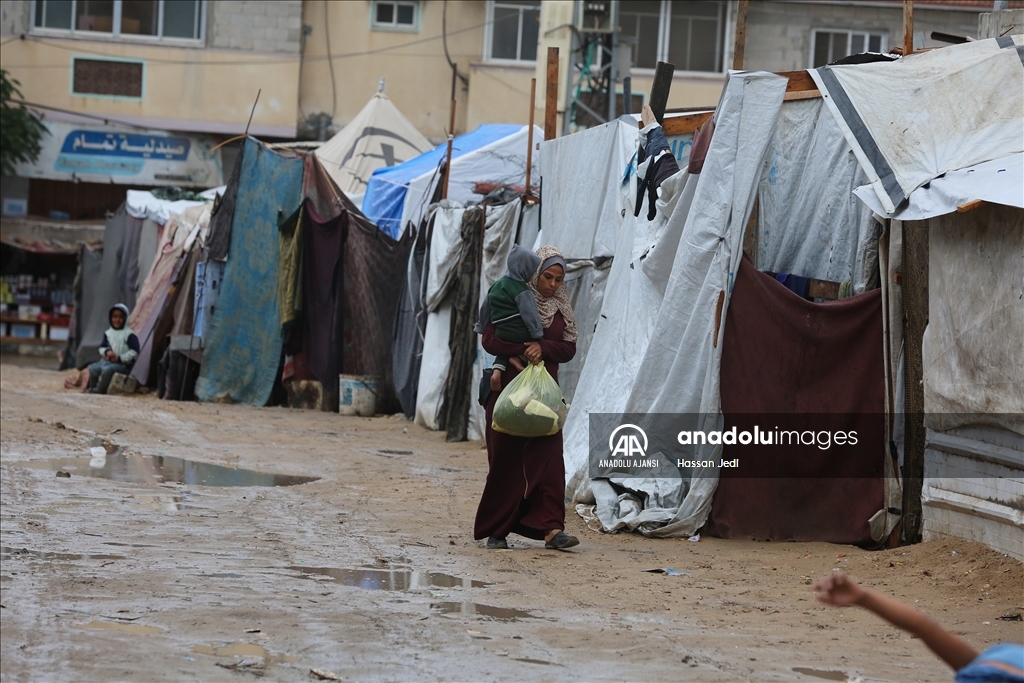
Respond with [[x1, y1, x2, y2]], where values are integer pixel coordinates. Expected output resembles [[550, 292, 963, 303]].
[[475, 245, 544, 392]]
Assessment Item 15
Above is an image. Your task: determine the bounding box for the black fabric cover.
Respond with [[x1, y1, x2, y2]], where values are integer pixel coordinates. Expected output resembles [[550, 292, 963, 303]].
[[206, 141, 245, 261], [437, 207, 484, 442]]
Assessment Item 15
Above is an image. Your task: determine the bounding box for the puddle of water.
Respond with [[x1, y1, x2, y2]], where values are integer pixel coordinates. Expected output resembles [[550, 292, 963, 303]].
[[430, 602, 534, 621], [77, 620, 162, 635], [286, 566, 488, 590], [2, 546, 125, 561], [793, 667, 849, 681], [193, 643, 299, 663], [17, 450, 318, 488]]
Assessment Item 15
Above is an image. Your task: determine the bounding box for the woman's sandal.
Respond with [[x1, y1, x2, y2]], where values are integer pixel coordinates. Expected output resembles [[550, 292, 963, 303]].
[[544, 531, 579, 550], [486, 537, 509, 549]]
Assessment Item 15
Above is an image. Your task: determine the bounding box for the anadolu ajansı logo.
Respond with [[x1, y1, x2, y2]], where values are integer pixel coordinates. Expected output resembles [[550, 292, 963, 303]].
[[608, 424, 648, 458]]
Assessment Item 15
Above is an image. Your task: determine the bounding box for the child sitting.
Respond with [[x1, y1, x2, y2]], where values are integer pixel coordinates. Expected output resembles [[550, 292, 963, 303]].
[[475, 245, 544, 392], [86, 304, 140, 394]]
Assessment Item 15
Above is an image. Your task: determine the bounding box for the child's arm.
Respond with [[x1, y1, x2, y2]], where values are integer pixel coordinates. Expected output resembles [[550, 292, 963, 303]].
[[515, 291, 544, 339], [813, 570, 978, 671], [120, 333, 140, 365], [473, 298, 491, 335], [99, 333, 113, 360]]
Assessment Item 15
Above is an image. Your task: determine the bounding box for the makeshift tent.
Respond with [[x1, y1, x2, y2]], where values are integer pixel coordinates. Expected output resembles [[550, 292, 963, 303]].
[[362, 124, 542, 239], [561, 69, 898, 543], [810, 35, 1024, 558], [288, 154, 412, 412], [411, 201, 522, 440], [195, 137, 410, 410], [315, 91, 431, 198], [196, 139, 305, 406]]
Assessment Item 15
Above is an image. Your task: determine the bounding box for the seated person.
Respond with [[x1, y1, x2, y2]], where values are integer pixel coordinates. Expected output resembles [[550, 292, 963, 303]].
[[475, 245, 544, 393], [86, 304, 140, 394]]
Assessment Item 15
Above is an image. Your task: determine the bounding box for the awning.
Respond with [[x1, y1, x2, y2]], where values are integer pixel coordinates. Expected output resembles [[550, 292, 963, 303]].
[[0, 216, 105, 254], [14, 121, 224, 188]]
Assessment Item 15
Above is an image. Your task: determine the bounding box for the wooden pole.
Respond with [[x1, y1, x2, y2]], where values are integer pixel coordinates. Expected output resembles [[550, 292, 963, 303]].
[[901, 220, 928, 544], [544, 47, 559, 141], [648, 61, 675, 125], [903, 0, 914, 56], [442, 65, 457, 200], [525, 77, 537, 196], [733, 0, 749, 70]]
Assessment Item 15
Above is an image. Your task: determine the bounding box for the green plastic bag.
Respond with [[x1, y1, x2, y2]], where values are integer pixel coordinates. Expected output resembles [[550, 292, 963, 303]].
[[491, 361, 570, 437]]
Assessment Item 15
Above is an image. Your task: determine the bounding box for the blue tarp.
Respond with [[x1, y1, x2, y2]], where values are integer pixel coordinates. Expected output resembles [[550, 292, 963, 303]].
[[195, 139, 304, 406], [362, 124, 521, 238]]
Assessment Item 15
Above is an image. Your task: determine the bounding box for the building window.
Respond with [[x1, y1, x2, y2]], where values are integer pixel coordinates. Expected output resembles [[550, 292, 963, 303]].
[[33, 0, 204, 41], [487, 0, 540, 62], [72, 57, 144, 98], [811, 29, 887, 67], [372, 1, 418, 31], [619, 0, 726, 73]]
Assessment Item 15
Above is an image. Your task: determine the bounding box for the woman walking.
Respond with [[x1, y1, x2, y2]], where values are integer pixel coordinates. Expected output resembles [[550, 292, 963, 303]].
[[474, 245, 580, 550]]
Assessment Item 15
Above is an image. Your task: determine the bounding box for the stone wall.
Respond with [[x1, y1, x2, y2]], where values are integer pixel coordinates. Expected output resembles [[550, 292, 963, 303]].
[[208, 0, 303, 53], [0, 0, 30, 36]]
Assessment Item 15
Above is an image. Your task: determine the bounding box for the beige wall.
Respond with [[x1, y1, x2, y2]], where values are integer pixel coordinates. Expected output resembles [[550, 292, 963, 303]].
[[299, 0, 488, 141], [0, 39, 301, 136]]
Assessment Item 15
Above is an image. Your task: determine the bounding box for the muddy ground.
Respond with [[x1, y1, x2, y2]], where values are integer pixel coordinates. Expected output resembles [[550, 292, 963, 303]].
[[1, 357, 1021, 682]]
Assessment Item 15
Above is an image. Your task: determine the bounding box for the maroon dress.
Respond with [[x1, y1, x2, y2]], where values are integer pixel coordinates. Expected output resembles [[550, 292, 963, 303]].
[[473, 312, 577, 541]]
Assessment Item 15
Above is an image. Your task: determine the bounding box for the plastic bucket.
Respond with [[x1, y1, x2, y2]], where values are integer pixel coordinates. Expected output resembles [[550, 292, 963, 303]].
[[339, 375, 378, 416]]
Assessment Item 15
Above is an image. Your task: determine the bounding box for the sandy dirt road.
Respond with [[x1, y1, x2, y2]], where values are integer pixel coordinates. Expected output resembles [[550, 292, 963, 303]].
[[1, 358, 1021, 682]]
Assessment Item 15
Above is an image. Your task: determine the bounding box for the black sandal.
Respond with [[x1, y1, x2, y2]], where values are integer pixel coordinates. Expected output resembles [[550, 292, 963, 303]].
[[544, 531, 579, 550], [486, 537, 508, 549]]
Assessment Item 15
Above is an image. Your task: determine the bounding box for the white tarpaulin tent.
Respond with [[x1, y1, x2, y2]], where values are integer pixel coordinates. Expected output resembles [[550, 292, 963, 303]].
[[810, 35, 1024, 215], [362, 125, 542, 239], [562, 72, 790, 537], [315, 92, 431, 198], [809, 34, 1024, 559], [415, 201, 522, 439]]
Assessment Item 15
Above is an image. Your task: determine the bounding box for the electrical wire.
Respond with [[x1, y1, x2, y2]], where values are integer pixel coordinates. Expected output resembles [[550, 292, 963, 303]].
[[442, 0, 469, 86], [18, 99, 164, 129]]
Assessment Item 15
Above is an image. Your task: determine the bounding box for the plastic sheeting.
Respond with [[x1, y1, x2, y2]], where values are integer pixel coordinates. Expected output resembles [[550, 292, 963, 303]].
[[392, 217, 431, 419], [540, 119, 637, 260], [74, 205, 127, 368], [314, 92, 431, 196], [362, 124, 536, 238], [196, 140, 305, 406], [125, 187, 222, 226], [810, 36, 1024, 214], [567, 72, 789, 537], [922, 205, 1024, 435], [853, 154, 1024, 221], [415, 202, 520, 437], [755, 98, 879, 294]]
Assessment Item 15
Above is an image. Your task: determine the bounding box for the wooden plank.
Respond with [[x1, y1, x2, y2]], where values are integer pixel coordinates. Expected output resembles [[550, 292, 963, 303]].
[[777, 70, 818, 92], [662, 111, 713, 136], [902, 219, 929, 544], [648, 61, 676, 124], [525, 78, 536, 194], [544, 47, 559, 141], [808, 278, 840, 300], [742, 195, 759, 260], [957, 199, 984, 212], [441, 65, 458, 199], [784, 89, 821, 101], [732, 0, 749, 70]]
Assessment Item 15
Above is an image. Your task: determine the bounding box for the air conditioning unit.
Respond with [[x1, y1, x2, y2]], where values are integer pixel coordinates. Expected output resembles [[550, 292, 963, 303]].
[[577, 0, 617, 34]]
